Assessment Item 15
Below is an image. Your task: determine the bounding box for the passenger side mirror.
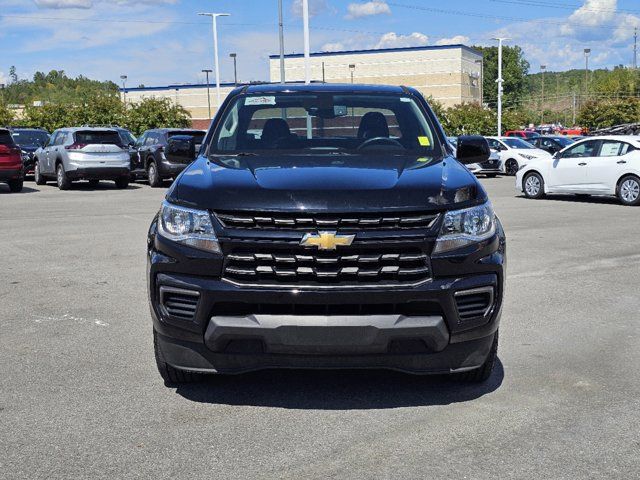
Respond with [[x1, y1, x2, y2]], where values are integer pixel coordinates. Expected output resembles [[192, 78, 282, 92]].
[[456, 135, 490, 165]]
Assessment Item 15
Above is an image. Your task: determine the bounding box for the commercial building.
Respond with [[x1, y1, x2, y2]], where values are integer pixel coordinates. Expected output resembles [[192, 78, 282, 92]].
[[121, 44, 482, 128]]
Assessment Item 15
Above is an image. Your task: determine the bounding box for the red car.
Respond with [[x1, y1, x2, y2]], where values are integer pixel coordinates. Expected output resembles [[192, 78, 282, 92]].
[[0, 128, 24, 193], [504, 130, 540, 140]]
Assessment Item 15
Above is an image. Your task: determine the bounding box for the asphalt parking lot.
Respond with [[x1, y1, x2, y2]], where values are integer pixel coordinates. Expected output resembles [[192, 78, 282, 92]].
[[1, 176, 639, 479]]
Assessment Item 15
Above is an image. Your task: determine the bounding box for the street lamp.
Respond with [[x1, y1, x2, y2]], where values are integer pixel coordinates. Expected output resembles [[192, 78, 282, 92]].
[[120, 75, 127, 106], [540, 65, 547, 123], [349, 64, 356, 84], [278, 0, 285, 84], [492, 37, 510, 137], [474, 59, 483, 105], [229, 53, 238, 85], [202, 69, 212, 119], [584, 48, 591, 99], [302, 0, 310, 84], [198, 12, 230, 108]]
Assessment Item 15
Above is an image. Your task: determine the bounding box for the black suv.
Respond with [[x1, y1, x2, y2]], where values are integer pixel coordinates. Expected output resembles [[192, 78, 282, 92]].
[[529, 135, 574, 155], [147, 84, 506, 384], [9, 127, 50, 175], [131, 128, 205, 187]]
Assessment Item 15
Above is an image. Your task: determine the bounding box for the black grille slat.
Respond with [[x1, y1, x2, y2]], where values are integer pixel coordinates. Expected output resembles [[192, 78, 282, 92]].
[[161, 288, 200, 321], [454, 289, 493, 320], [215, 211, 439, 231], [212, 301, 442, 317]]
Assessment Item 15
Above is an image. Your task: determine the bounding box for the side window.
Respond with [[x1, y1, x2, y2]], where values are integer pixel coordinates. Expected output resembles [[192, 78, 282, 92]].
[[55, 132, 67, 146], [563, 140, 599, 158], [47, 132, 58, 147], [145, 133, 157, 146], [619, 143, 634, 156], [599, 141, 624, 157], [487, 139, 500, 150], [541, 139, 553, 149], [135, 133, 146, 147]]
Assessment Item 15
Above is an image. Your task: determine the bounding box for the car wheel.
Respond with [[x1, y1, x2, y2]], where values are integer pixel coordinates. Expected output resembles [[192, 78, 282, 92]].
[[56, 163, 71, 190], [147, 161, 162, 188], [34, 161, 46, 185], [617, 175, 640, 206], [486, 173, 497, 178], [457, 330, 498, 383], [523, 172, 545, 199], [114, 177, 129, 189], [154, 329, 203, 385], [88, 179, 100, 187], [8, 179, 23, 193], [505, 159, 519, 176]]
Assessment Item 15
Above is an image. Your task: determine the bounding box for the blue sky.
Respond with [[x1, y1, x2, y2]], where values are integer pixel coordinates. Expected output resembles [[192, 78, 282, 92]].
[[1, 1, 639, 87]]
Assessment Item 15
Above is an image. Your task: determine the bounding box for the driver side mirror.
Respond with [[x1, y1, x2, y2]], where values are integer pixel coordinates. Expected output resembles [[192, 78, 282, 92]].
[[553, 151, 560, 159], [456, 135, 490, 165]]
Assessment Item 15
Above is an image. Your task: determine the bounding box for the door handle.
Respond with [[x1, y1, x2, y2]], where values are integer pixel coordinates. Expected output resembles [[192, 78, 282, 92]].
[[578, 162, 587, 166], [617, 160, 627, 164]]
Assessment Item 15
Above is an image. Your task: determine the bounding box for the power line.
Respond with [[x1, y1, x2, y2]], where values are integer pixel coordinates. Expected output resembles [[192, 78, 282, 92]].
[[489, 0, 640, 16]]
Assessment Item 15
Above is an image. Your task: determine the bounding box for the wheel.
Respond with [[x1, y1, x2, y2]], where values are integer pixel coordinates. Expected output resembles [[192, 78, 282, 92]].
[[88, 179, 100, 187], [34, 161, 46, 185], [523, 172, 545, 199], [457, 330, 499, 383], [56, 163, 71, 190], [147, 161, 163, 188], [154, 330, 202, 385], [485, 173, 497, 178], [504, 158, 519, 176], [8, 179, 23, 193], [617, 175, 640, 206], [114, 177, 129, 189]]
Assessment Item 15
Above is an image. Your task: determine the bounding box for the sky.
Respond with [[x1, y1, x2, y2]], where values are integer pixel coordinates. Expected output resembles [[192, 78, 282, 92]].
[[1, 0, 640, 87]]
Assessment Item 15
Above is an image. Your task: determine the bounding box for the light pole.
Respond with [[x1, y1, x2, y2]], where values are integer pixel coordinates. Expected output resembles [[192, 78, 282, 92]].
[[202, 69, 212, 119], [540, 64, 546, 123], [175, 88, 179, 105], [198, 12, 230, 109], [302, 0, 310, 84], [584, 48, 591, 100], [475, 59, 483, 105], [120, 75, 127, 107], [492, 37, 509, 137], [349, 64, 355, 84], [229, 53, 238, 85], [278, 0, 285, 84]]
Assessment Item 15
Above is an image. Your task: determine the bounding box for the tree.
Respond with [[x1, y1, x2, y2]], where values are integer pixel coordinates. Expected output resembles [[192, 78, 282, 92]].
[[124, 97, 191, 136], [577, 98, 640, 129], [0, 103, 14, 125], [9, 66, 18, 83], [473, 45, 530, 110], [442, 103, 496, 136]]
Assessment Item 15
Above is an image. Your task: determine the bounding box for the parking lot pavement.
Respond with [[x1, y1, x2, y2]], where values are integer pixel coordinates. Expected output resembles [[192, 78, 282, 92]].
[[1, 177, 639, 479]]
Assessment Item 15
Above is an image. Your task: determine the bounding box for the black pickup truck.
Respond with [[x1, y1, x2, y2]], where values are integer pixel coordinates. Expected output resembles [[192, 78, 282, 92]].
[[147, 83, 506, 385]]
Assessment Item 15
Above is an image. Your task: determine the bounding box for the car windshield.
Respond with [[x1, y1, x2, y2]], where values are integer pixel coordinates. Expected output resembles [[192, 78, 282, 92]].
[[209, 92, 442, 157], [118, 130, 136, 145], [553, 137, 574, 147], [0, 130, 15, 145], [168, 131, 205, 142], [11, 130, 49, 146], [74, 130, 123, 145], [503, 138, 535, 149]]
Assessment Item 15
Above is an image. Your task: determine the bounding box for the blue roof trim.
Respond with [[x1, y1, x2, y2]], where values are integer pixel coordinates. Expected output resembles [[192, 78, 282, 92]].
[[268, 44, 482, 59]]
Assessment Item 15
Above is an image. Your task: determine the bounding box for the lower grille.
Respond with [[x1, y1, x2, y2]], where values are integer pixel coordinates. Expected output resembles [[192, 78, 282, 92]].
[[480, 159, 500, 169], [223, 247, 431, 285], [211, 301, 442, 317], [159, 287, 199, 321], [454, 287, 494, 320]]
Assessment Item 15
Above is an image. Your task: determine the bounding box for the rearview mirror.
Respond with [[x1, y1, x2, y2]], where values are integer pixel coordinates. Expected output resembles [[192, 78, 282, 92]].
[[456, 135, 490, 165]]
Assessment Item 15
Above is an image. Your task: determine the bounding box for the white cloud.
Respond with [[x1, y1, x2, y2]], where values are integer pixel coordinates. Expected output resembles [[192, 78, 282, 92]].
[[321, 42, 346, 52], [291, 0, 330, 18], [345, 1, 391, 19], [435, 35, 470, 46], [34, 0, 92, 8], [0, 71, 7, 86], [374, 32, 428, 49]]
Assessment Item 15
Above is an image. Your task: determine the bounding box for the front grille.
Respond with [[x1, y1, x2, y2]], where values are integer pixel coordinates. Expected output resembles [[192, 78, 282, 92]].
[[480, 159, 500, 169], [211, 301, 442, 317], [454, 287, 494, 320], [159, 287, 199, 321], [215, 211, 439, 231], [223, 247, 431, 285]]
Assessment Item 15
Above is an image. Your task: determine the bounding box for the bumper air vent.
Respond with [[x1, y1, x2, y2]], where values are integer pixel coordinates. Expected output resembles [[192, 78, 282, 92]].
[[454, 287, 494, 321], [159, 287, 200, 321]]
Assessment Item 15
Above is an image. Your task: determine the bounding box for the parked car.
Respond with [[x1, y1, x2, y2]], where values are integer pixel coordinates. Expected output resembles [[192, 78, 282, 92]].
[[529, 135, 575, 155], [0, 128, 24, 192], [504, 130, 540, 140], [450, 137, 502, 176], [9, 127, 50, 175], [148, 83, 506, 385], [33, 127, 130, 190], [486, 136, 552, 176], [131, 128, 205, 187], [516, 136, 640, 206]]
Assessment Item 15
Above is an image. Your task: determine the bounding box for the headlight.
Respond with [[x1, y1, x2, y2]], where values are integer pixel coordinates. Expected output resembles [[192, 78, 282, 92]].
[[433, 202, 496, 254], [157, 201, 220, 253], [519, 153, 535, 160]]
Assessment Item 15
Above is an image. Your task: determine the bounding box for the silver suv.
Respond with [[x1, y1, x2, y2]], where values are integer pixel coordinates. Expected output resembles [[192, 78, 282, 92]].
[[33, 127, 130, 190]]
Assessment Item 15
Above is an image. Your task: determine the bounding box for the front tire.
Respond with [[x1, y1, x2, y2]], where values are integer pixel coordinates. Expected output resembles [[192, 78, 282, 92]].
[[34, 161, 46, 185], [154, 330, 203, 385], [8, 179, 23, 193], [147, 161, 162, 188], [56, 163, 71, 190], [505, 158, 519, 176], [523, 172, 545, 199], [617, 175, 640, 206], [458, 330, 499, 383]]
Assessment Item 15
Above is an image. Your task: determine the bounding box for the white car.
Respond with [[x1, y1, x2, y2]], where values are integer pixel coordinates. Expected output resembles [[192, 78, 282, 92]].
[[486, 136, 552, 176], [516, 135, 640, 206], [448, 136, 502, 176]]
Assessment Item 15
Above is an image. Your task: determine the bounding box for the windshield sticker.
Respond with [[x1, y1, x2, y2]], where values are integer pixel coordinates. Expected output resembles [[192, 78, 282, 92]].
[[418, 136, 431, 147], [400, 97, 411, 102], [245, 96, 276, 106]]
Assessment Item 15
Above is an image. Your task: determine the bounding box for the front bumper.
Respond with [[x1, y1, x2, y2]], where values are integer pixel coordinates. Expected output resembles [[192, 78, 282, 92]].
[[148, 218, 506, 375]]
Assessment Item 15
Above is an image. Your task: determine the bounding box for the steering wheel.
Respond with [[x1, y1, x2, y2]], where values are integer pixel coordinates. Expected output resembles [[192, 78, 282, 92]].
[[357, 137, 404, 150]]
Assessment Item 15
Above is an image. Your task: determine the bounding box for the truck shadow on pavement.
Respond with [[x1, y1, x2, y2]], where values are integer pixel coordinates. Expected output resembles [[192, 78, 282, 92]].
[[173, 359, 504, 409]]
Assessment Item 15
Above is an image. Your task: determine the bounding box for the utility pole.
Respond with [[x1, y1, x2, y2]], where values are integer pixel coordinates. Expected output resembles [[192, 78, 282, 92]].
[[229, 53, 238, 85], [572, 91, 577, 125], [278, 0, 286, 84], [634, 27, 638, 69], [475, 59, 483, 106], [493, 37, 509, 137], [584, 48, 591, 100], [202, 69, 212, 119], [198, 12, 230, 109], [349, 64, 355, 84], [540, 65, 546, 123], [120, 75, 127, 107], [302, 0, 310, 84]]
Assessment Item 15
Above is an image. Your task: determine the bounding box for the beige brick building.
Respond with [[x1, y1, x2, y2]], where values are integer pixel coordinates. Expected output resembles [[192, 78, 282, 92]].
[[121, 44, 482, 129]]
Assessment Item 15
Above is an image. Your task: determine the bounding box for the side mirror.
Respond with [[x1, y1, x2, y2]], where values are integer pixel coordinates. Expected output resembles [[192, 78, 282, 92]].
[[553, 152, 560, 159], [456, 135, 490, 165]]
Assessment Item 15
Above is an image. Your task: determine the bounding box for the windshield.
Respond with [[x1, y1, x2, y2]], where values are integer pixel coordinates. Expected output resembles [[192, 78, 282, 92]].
[[74, 130, 123, 145], [168, 131, 205, 141], [118, 130, 136, 145], [503, 138, 535, 149], [553, 136, 574, 147], [1, 130, 15, 145], [11, 130, 49, 146], [209, 93, 442, 157]]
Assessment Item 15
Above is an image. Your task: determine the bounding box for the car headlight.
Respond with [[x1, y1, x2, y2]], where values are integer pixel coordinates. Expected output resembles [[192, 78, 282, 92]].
[[518, 153, 535, 160], [433, 202, 496, 254], [157, 200, 220, 253]]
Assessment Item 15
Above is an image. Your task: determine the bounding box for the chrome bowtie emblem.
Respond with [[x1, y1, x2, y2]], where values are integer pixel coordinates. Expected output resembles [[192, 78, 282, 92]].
[[300, 231, 355, 250]]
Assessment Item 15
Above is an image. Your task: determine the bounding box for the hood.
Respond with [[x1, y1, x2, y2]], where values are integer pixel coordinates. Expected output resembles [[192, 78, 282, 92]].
[[16, 144, 40, 153], [169, 154, 486, 213]]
